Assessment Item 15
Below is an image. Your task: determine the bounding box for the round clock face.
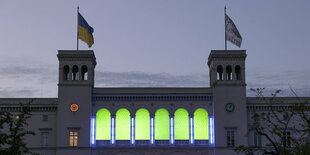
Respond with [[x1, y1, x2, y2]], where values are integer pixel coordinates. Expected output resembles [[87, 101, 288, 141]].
[[225, 103, 235, 112], [70, 103, 79, 112]]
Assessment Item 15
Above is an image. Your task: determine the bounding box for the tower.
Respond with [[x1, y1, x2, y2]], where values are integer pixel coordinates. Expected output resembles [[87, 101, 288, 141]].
[[56, 50, 96, 155], [208, 50, 248, 152]]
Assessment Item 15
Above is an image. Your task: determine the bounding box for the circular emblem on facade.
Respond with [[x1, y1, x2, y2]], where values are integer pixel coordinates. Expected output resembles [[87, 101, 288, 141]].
[[70, 103, 79, 112], [225, 103, 235, 112]]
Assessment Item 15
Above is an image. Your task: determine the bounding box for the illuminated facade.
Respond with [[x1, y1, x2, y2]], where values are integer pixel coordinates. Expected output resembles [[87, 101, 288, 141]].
[[0, 49, 308, 155]]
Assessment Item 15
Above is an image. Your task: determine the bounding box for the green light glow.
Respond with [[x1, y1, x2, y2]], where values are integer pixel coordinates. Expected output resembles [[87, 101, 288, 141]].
[[175, 108, 189, 140], [155, 108, 169, 140], [194, 108, 209, 140], [135, 108, 150, 140], [96, 109, 111, 140], [116, 108, 130, 140]]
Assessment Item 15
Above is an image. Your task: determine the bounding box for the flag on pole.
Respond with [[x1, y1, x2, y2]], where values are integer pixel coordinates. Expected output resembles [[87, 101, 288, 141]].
[[78, 12, 94, 48], [225, 14, 242, 47]]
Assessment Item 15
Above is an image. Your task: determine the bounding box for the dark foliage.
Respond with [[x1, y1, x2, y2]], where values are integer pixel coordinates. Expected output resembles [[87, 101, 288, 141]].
[[0, 99, 37, 155], [234, 88, 310, 155]]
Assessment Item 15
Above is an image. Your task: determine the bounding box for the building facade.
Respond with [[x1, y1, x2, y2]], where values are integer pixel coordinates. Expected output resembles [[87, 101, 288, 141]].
[[0, 50, 308, 155]]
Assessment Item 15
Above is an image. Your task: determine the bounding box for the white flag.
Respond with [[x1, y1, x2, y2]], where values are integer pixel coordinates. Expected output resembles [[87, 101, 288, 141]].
[[225, 14, 242, 47]]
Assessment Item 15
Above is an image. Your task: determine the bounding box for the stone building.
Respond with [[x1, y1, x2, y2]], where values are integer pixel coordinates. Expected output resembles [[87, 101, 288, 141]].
[[0, 49, 308, 155]]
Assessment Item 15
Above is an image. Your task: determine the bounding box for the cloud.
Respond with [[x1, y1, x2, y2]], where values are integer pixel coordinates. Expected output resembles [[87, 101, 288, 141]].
[[95, 71, 209, 87], [0, 64, 309, 97], [246, 70, 310, 97], [0, 64, 58, 97]]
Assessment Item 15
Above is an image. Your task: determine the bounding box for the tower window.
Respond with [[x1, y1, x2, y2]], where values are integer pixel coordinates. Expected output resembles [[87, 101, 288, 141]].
[[235, 65, 241, 80], [81, 65, 88, 80], [69, 131, 78, 147], [254, 131, 262, 147], [285, 131, 291, 147], [42, 115, 48, 122], [217, 66, 223, 80], [41, 132, 49, 147], [72, 65, 79, 81], [63, 65, 69, 81], [226, 130, 235, 146], [226, 66, 232, 80]]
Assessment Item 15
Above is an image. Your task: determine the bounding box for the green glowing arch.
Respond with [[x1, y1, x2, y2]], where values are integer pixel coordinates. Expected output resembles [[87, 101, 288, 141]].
[[135, 108, 150, 140], [194, 108, 209, 140], [96, 109, 111, 140], [175, 108, 189, 140], [155, 108, 169, 140], [116, 108, 130, 140]]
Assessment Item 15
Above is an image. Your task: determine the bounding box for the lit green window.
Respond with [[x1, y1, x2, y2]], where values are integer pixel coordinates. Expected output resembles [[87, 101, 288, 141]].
[[194, 108, 209, 140], [175, 108, 189, 140], [155, 108, 169, 140], [96, 109, 111, 140], [135, 108, 150, 140], [116, 108, 130, 140]]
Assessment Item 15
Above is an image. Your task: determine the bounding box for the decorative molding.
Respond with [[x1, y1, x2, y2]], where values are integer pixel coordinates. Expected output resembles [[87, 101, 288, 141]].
[[93, 95, 213, 102], [67, 127, 81, 130], [39, 128, 53, 131], [247, 105, 310, 111], [0, 106, 57, 112]]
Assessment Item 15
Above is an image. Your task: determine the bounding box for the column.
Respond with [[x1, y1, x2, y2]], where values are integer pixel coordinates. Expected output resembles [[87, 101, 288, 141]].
[[223, 66, 227, 81], [232, 66, 236, 80]]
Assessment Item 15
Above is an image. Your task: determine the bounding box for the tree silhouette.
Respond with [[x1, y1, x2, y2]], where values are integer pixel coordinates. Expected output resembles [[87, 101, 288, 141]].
[[0, 99, 37, 155], [235, 88, 310, 155]]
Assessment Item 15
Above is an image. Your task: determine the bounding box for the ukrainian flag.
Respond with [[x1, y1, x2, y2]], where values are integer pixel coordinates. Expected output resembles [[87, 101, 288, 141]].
[[78, 13, 94, 48]]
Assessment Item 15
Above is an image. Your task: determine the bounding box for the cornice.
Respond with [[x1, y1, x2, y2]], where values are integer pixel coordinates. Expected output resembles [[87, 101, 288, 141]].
[[93, 95, 213, 102]]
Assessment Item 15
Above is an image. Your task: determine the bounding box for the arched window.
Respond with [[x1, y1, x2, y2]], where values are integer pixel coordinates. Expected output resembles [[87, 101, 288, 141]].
[[155, 108, 169, 140], [116, 108, 130, 140], [217, 66, 223, 80], [226, 65, 232, 80], [96, 109, 111, 140], [63, 65, 69, 81], [194, 108, 209, 140], [175, 108, 189, 140], [81, 65, 88, 80], [135, 108, 150, 140], [72, 65, 79, 81], [235, 65, 241, 80]]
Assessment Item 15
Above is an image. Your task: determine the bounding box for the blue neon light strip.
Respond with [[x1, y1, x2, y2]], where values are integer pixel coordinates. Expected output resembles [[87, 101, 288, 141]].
[[209, 117, 214, 145], [170, 117, 174, 144], [111, 118, 115, 144], [151, 117, 154, 144], [190, 117, 193, 144], [90, 117, 95, 145], [131, 117, 135, 144]]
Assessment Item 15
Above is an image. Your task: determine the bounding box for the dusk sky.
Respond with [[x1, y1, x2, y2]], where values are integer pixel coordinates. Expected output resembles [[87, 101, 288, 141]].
[[0, 0, 309, 97]]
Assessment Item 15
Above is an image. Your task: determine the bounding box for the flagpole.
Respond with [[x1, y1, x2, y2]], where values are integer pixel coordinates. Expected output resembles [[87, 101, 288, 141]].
[[77, 6, 79, 51], [224, 6, 227, 51]]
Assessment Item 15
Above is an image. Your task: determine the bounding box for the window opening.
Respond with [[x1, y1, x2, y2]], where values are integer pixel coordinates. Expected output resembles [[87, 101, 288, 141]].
[[63, 65, 69, 81], [41, 132, 48, 147], [217, 66, 223, 80], [69, 131, 78, 147], [72, 65, 79, 81], [254, 132, 262, 147], [42, 115, 48, 122], [81, 65, 88, 80], [235, 65, 241, 80], [227, 130, 235, 146]]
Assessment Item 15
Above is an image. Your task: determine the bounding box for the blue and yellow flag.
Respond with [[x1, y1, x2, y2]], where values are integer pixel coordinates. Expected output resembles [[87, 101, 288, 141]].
[[78, 13, 94, 48]]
